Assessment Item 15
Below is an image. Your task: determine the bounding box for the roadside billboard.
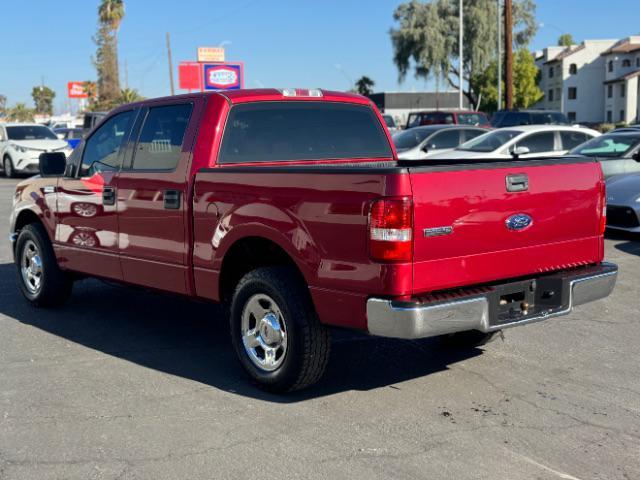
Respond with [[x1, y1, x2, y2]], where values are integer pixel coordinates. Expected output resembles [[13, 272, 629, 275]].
[[203, 63, 244, 91], [197, 47, 225, 62], [67, 81, 88, 98]]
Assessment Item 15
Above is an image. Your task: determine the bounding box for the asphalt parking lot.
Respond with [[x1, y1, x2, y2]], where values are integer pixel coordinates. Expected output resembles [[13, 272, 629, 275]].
[[0, 176, 639, 480]]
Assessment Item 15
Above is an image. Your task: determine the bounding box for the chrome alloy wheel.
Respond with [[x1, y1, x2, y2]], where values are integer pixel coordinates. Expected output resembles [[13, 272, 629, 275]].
[[241, 294, 288, 372], [21, 240, 43, 294]]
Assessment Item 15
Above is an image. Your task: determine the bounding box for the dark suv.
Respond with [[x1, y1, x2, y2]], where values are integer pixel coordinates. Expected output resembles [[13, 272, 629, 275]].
[[491, 110, 570, 128]]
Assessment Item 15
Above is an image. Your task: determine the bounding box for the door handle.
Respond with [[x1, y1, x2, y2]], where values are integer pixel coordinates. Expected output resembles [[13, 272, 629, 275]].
[[163, 190, 181, 210], [102, 186, 116, 206], [506, 174, 529, 192]]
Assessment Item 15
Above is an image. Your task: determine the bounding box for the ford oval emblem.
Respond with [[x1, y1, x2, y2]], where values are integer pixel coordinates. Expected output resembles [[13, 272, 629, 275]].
[[505, 213, 533, 231]]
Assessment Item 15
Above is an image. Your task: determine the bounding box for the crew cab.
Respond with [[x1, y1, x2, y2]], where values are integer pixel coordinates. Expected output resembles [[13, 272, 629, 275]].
[[9, 89, 618, 392]]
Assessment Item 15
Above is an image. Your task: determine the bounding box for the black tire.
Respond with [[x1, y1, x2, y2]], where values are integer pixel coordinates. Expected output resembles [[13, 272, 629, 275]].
[[230, 266, 330, 393], [15, 223, 73, 308], [440, 330, 500, 349], [4, 156, 16, 178]]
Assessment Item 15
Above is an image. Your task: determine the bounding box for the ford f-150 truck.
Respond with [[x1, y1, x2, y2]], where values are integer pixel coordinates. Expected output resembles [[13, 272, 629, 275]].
[[9, 89, 618, 392]]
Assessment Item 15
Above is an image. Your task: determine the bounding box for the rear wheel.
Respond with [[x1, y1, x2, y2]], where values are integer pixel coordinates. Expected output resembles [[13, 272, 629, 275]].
[[230, 266, 330, 393], [3, 156, 16, 178], [15, 223, 73, 307]]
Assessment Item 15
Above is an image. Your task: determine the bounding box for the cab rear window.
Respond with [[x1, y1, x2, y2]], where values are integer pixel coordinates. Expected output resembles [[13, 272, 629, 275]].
[[218, 102, 392, 164]]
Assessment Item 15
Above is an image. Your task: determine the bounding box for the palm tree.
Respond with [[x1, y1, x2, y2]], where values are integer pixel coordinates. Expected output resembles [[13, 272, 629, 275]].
[[96, 0, 125, 103], [7, 103, 34, 122], [118, 88, 144, 105], [355, 76, 375, 96]]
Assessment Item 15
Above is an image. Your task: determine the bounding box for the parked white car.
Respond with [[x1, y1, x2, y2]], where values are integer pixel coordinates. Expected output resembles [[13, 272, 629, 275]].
[[430, 125, 600, 160], [0, 123, 72, 177], [393, 125, 489, 160]]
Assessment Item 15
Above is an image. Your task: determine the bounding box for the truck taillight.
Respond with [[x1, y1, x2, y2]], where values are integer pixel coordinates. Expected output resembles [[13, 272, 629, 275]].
[[368, 197, 413, 262], [599, 180, 607, 235]]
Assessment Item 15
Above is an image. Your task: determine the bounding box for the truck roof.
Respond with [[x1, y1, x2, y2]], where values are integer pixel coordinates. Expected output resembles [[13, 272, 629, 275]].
[[118, 89, 372, 108]]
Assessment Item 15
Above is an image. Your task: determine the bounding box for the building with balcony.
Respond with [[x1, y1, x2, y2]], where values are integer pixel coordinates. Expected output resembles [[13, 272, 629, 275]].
[[535, 37, 640, 125], [602, 36, 640, 124]]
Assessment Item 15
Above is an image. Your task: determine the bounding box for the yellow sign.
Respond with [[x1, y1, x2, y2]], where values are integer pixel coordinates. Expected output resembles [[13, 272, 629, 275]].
[[197, 47, 225, 62]]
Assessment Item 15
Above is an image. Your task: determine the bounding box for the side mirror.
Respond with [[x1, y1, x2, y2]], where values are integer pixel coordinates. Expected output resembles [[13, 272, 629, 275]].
[[422, 143, 435, 153], [511, 146, 530, 157], [39, 152, 67, 177]]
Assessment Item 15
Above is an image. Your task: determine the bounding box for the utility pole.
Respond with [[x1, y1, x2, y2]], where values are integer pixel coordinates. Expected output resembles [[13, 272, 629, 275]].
[[497, 0, 502, 110], [166, 32, 175, 96], [458, 0, 464, 109], [124, 59, 129, 90], [504, 0, 513, 110]]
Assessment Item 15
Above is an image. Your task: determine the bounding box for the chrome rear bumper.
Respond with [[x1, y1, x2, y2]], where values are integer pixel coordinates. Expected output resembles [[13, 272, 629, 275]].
[[367, 263, 618, 339]]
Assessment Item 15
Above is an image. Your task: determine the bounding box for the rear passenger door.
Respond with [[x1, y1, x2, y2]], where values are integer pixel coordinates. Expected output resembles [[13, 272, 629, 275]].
[[115, 98, 202, 294], [514, 131, 561, 157], [424, 129, 462, 155]]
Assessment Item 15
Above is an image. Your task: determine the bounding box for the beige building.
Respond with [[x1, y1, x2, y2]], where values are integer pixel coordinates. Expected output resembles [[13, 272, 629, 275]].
[[602, 36, 640, 124]]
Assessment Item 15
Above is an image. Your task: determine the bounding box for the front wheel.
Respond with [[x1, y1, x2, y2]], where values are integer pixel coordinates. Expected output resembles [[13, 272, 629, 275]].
[[15, 223, 73, 307], [3, 156, 16, 178], [230, 266, 330, 393]]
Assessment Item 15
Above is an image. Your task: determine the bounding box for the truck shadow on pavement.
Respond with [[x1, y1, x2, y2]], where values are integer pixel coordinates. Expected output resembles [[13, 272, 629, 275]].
[[0, 263, 482, 403], [605, 230, 640, 257]]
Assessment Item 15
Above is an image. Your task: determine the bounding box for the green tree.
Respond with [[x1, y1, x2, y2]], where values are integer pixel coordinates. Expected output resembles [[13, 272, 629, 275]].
[[557, 33, 574, 47], [7, 103, 35, 122], [31, 86, 56, 115], [354, 76, 375, 96], [390, 0, 538, 108], [117, 88, 144, 105], [94, 0, 125, 107], [475, 49, 542, 112]]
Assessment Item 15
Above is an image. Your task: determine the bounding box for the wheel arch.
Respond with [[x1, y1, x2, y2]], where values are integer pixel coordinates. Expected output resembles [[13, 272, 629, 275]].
[[218, 235, 310, 304]]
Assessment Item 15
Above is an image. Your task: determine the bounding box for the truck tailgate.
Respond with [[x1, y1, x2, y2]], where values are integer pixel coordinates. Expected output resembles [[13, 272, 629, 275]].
[[410, 160, 603, 294]]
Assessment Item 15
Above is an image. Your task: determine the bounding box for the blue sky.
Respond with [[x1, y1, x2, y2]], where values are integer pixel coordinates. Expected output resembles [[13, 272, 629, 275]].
[[2, 0, 638, 113]]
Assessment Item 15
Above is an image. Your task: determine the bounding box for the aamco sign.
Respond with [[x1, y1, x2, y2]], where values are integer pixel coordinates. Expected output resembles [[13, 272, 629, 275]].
[[203, 63, 244, 91]]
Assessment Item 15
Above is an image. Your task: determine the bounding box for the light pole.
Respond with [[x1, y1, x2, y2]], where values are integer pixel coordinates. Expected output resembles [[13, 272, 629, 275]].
[[459, 0, 464, 109]]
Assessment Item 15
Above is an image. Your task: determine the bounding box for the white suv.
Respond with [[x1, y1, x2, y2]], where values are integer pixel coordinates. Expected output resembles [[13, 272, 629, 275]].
[[1, 123, 72, 177]]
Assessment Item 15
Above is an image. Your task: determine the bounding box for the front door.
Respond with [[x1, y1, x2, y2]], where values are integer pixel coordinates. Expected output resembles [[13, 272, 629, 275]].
[[116, 100, 199, 294], [55, 109, 137, 280]]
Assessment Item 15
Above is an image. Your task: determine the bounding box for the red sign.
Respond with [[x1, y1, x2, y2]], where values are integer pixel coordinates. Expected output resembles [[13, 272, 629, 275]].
[[67, 81, 88, 98], [178, 62, 202, 91]]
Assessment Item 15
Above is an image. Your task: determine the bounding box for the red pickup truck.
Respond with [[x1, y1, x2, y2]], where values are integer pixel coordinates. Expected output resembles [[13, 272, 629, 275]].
[[9, 89, 617, 392]]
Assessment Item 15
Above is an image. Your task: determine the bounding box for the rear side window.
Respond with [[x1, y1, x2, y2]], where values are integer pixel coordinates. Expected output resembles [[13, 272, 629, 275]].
[[132, 103, 193, 170], [516, 132, 556, 153], [218, 102, 392, 164], [560, 131, 590, 150], [428, 130, 460, 149]]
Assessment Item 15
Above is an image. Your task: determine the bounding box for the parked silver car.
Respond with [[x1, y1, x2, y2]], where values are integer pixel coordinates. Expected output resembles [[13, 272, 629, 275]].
[[606, 173, 640, 233], [569, 130, 640, 179], [393, 125, 489, 160]]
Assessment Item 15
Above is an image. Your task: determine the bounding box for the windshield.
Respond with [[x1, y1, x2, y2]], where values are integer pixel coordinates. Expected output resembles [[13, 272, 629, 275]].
[[7, 125, 58, 141], [570, 134, 640, 158], [383, 115, 396, 128], [458, 129, 520, 152], [457, 113, 487, 126], [393, 128, 434, 150]]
